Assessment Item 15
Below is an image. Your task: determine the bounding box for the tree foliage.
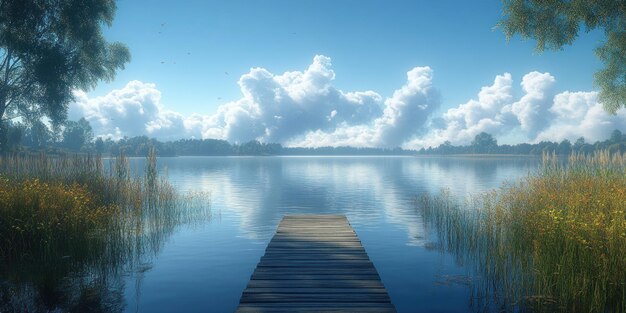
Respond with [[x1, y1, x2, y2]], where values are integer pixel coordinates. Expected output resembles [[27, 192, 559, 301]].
[[500, 0, 626, 113], [62, 117, 93, 151], [472, 132, 498, 153], [0, 0, 130, 127], [22, 120, 51, 148], [0, 121, 22, 151]]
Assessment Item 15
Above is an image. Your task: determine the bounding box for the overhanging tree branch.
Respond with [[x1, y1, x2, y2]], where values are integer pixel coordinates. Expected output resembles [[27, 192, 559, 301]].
[[500, 0, 626, 114], [0, 0, 130, 143]]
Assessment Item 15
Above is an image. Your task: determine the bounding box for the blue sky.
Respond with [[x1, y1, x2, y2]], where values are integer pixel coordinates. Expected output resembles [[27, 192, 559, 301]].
[[74, 0, 625, 148]]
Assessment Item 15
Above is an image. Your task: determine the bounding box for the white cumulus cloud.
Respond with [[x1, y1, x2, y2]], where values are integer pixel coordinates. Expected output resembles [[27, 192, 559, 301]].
[[408, 71, 626, 149], [70, 55, 438, 147], [409, 72, 518, 148], [69, 80, 196, 140], [536, 91, 626, 143], [69, 56, 625, 148], [511, 71, 556, 139], [204, 55, 384, 144], [293, 66, 441, 148]]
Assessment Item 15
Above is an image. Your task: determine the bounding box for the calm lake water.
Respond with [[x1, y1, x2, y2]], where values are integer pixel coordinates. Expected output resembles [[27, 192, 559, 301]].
[[121, 156, 538, 313]]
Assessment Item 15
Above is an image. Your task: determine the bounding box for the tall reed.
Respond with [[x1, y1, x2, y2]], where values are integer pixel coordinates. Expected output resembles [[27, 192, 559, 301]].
[[0, 150, 210, 312], [417, 151, 626, 312]]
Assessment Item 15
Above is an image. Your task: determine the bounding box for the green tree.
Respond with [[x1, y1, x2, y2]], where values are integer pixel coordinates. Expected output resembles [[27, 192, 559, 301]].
[[94, 137, 104, 154], [437, 140, 453, 154], [574, 137, 586, 150], [573, 137, 594, 154], [0, 121, 23, 151], [610, 129, 623, 143], [7, 123, 22, 150], [472, 132, 498, 154], [62, 118, 93, 151], [238, 140, 263, 155], [0, 122, 10, 151], [0, 0, 130, 127], [500, 0, 626, 113], [558, 139, 572, 155], [22, 120, 51, 148]]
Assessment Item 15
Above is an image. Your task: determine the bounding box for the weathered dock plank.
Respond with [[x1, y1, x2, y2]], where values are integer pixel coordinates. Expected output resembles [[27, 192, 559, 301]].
[[236, 214, 396, 313], [246, 280, 385, 289]]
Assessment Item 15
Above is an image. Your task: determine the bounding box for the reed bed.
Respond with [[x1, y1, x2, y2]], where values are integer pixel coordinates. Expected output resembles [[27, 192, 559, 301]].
[[0, 149, 210, 312], [417, 151, 626, 312]]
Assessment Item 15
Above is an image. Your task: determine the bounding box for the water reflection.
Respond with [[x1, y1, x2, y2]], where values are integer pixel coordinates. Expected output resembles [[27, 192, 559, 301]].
[[118, 155, 538, 312], [159, 156, 537, 239]]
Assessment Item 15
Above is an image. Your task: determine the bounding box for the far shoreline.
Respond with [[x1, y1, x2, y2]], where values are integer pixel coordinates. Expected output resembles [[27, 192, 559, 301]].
[[413, 154, 540, 158]]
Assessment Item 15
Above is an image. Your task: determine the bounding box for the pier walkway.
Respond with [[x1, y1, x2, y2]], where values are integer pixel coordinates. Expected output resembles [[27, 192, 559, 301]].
[[236, 214, 396, 312]]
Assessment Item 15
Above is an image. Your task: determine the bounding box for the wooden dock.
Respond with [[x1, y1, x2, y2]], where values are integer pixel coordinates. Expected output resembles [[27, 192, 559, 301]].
[[236, 214, 396, 313]]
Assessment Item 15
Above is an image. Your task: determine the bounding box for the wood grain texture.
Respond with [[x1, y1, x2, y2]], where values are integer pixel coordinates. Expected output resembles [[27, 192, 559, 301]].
[[236, 214, 396, 313]]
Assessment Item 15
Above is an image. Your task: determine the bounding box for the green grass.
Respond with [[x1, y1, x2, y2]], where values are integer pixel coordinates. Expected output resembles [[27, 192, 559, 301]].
[[417, 151, 626, 312], [0, 149, 210, 312]]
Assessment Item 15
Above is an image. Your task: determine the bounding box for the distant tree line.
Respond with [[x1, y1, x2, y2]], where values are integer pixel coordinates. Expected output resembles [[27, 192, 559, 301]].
[[2, 118, 625, 156], [94, 137, 414, 157], [0, 118, 415, 156], [417, 131, 626, 155], [0, 118, 96, 154]]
